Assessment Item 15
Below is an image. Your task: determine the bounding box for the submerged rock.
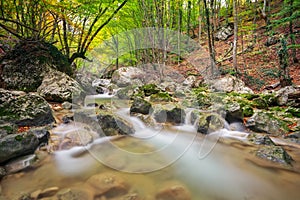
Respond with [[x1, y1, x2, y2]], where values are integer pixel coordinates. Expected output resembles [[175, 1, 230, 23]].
[[56, 187, 94, 200], [0, 89, 55, 126], [256, 146, 293, 165], [156, 182, 191, 200], [86, 173, 129, 198]]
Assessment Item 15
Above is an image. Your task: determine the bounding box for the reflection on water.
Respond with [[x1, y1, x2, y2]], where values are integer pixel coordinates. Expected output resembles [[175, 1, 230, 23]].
[[1, 109, 300, 199]]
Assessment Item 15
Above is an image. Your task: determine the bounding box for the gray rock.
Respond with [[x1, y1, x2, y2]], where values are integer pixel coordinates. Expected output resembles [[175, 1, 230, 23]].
[[197, 113, 225, 134], [29, 127, 50, 145], [166, 107, 186, 125], [275, 86, 298, 106], [208, 75, 253, 93], [97, 114, 135, 136], [92, 78, 111, 88], [0, 132, 39, 163], [1, 60, 45, 92], [264, 36, 279, 47], [130, 98, 152, 115], [62, 101, 73, 110], [215, 26, 233, 41], [256, 146, 293, 165], [37, 69, 83, 102], [0, 89, 55, 126], [0, 167, 6, 178], [111, 66, 144, 87], [1, 41, 71, 92], [183, 76, 196, 87], [248, 134, 275, 145], [74, 110, 134, 136], [4, 154, 37, 174], [245, 112, 287, 136], [0, 122, 17, 138], [225, 101, 243, 123]]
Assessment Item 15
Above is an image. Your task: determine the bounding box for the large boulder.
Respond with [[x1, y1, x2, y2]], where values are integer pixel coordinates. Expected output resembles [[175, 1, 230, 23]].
[[111, 67, 144, 87], [0, 89, 55, 126], [245, 112, 288, 136], [0, 40, 72, 92], [208, 75, 253, 94], [74, 110, 134, 136], [275, 86, 300, 107], [37, 69, 83, 102], [130, 98, 152, 115], [0, 132, 39, 163]]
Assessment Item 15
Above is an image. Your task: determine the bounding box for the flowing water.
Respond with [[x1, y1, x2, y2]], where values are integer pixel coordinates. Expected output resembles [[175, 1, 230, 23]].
[[1, 95, 300, 200]]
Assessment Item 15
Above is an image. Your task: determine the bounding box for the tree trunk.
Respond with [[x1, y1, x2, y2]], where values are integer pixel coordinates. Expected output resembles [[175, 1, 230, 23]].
[[203, 0, 216, 77], [289, 0, 298, 63], [233, 0, 238, 73]]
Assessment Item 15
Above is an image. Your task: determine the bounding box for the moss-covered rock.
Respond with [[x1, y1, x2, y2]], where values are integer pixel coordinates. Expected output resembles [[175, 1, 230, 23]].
[[116, 85, 141, 100], [0, 132, 39, 163], [141, 83, 160, 96], [256, 146, 293, 165], [245, 112, 288, 136], [0, 122, 17, 138], [0, 89, 55, 126], [130, 98, 152, 115], [1, 40, 72, 92], [197, 113, 225, 134], [242, 105, 254, 117], [166, 107, 186, 125], [252, 97, 268, 109], [150, 92, 172, 102]]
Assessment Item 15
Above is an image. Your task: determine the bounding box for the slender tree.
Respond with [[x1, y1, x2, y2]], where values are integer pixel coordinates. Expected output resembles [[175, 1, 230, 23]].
[[232, 0, 238, 73]]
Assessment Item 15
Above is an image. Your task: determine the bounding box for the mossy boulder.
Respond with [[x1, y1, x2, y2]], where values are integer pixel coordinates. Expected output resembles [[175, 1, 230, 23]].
[[0, 122, 17, 138], [0, 40, 72, 92], [252, 97, 268, 109], [141, 83, 160, 96], [0, 132, 39, 163], [256, 146, 293, 165], [197, 113, 225, 134], [74, 109, 134, 136], [116, 85, 141, 100], [245, 112, 288, 136], [97, 114, 134, 136], [150, 92, 172, 102], [0, 89, 55, 126], [130, 98, 152, 115], [166, 107, 186, 125]]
